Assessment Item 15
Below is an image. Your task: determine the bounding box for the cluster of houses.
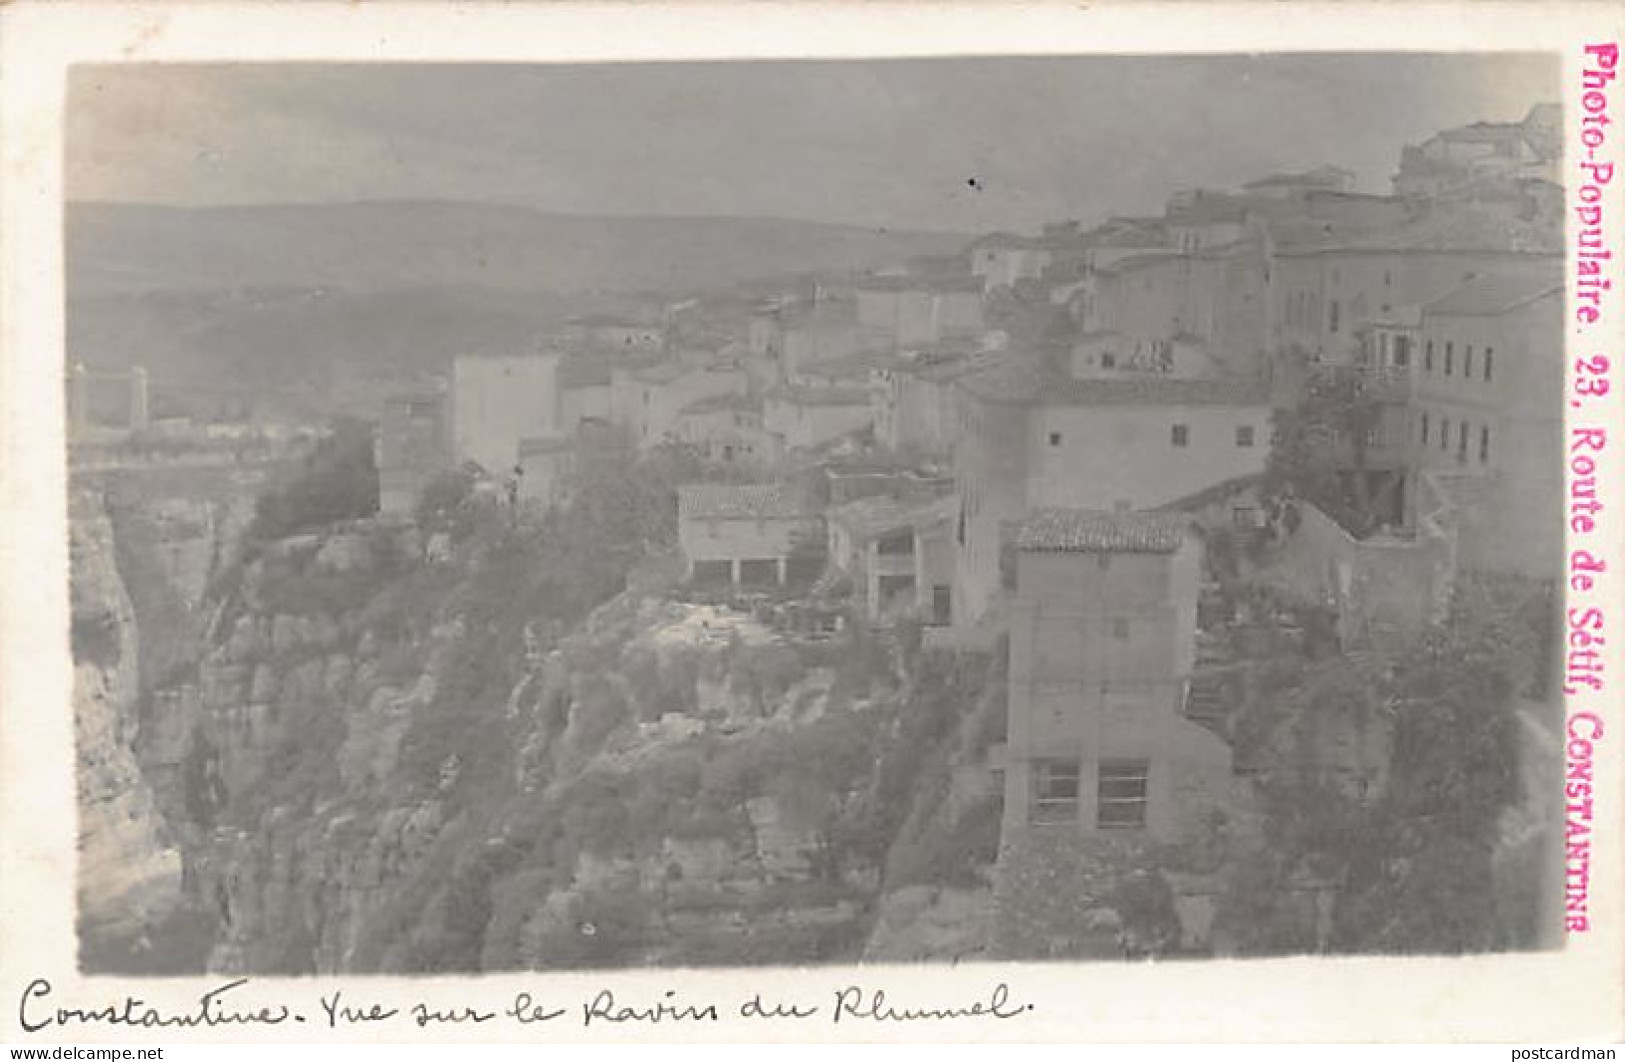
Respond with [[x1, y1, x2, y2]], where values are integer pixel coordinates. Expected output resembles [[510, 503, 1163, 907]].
[[376, 104, 1564, 867]]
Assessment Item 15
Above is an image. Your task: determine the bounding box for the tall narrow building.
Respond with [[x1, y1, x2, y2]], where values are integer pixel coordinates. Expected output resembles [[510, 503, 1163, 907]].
[[1001, 508, 1231, 842]]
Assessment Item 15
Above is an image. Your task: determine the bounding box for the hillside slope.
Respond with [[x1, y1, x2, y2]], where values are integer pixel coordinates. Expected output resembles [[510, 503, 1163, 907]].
[[68, 201, 967, 297]]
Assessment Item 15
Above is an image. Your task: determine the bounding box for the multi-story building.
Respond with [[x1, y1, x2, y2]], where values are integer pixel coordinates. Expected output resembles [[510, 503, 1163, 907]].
[[872, 349, 987, 458], [972, 232, 1056, 293], [676, 483, 821, 585], [853, 274, 985, 351], [951, 360, 1272, 626], [562, 313, 667, 352], [1402, 272, 1564, 577], [763, 384, 875, 457], [609, 360, 748, 449], [824, 493, 958, 625], [673, 392, 767, 466], [1393, 103, 1561, 201], [451, 353, 560, 478], [1001, 508, 1231, 840], [1238, 165, 1356, 199], [1266, 207, 1561, 370], [778, 303, 870, 385]]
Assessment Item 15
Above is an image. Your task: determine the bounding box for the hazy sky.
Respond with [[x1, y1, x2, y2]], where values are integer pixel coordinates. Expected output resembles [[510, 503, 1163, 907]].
[[68, 55, 1558, 233]]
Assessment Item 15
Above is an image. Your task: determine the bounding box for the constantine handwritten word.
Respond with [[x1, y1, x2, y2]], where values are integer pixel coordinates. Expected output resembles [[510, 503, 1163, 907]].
[[17, 978, 1035, 1035]]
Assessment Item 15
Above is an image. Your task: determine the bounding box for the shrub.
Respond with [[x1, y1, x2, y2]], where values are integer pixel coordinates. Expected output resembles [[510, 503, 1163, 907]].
[[250, 417, 379, 540]]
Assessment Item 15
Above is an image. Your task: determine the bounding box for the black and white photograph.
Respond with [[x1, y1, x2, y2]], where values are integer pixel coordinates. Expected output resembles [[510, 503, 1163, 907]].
[[3, 12, 1612, 1039], [55, 50, 1579, 980]]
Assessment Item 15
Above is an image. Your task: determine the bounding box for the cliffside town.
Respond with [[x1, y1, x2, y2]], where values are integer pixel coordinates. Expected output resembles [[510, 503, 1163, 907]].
[[71, 103, 1566, 970]]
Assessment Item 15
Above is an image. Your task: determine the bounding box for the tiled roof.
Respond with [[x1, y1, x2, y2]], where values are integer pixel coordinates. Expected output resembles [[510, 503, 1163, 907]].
[[973, 231, 1044, 250], [679, 392, 759, 417], [1014, 509, 1191, 553], [908, 355, 986, 383], [1095, 218, 1170, 247], [826, 494, 956, 540], [1422, 272, 1563, 317], [678, 483, 811, 522], [1167, 192, 1250, 225], [1284, 207, 1564, 256], [1156, 473, 1263, 514], [626, 360, 692, 385], [796, 352, 885, 381], [956, 361, 1271, 407], [1242, 166, 1352, 190], [1257, 216, 1350, 250], [856, 273, 984, 294], [1435, 121, 1524, 146], [772, 384, 872, 407], [569, 313, 654, 328], [1097, 251, 1185, 276]]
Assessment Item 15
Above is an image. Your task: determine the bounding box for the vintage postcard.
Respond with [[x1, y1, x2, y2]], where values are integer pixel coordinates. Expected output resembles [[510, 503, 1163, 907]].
[[2, 0, 1622, 1046]]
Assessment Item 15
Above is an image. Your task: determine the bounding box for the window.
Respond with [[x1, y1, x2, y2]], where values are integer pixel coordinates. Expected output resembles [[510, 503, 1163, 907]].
[[1485, 348, 1494, 382], [1112, 618, 1131, 640], [1445, 342, 1454, 376], [1232, 505, 1260, 528], [1031, 760, 1080, 824], [1480, 425, 1491, 463], [1440, 417, 1450, 452], [1171, 423, 1190, 448], [1235, 425, 1255, 448], [1458, 420, 1469, 461], [1392, 337, 1410, 368], [1097, 759, 1150, 829], [1420, 410, 1430, 446], [1425, 340, 1434, 372], [1101, 352, 1117, 369], [1464, 346, 1474, 377], [1049, 431, 1063, 447], [1328, 300, 1341, 334]]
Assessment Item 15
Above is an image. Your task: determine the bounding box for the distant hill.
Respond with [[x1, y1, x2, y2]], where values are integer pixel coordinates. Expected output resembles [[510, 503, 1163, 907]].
[[67, 285, 587, 418], [68, 200, 969, 297], [65, 201, 968, 408]]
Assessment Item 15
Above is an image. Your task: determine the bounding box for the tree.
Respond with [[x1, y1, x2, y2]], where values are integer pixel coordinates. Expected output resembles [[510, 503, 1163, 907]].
[[250, 416, 379, 539], [1263, 368, 1384, 539], [415, 466, 478, 534], [1223, 584, 1532, 956]]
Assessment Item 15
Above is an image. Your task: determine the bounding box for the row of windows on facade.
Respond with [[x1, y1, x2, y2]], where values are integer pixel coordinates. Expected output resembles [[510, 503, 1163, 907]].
[[1418, 411, 1493, 464], [1420, 339, 1495, 383], [1048, 424, 1256, 449], [1032, 758, 1148, 828]]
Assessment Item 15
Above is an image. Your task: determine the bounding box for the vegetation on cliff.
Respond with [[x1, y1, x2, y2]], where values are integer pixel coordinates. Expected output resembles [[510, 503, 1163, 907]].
[[152, 431, 999, 974], [1219, 572, 1555, 955]]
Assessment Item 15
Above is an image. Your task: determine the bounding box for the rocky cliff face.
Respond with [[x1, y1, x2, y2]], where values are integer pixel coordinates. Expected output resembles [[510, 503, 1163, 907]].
[[127, 513, 1005, 974], [71, 491, 185, 966]]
